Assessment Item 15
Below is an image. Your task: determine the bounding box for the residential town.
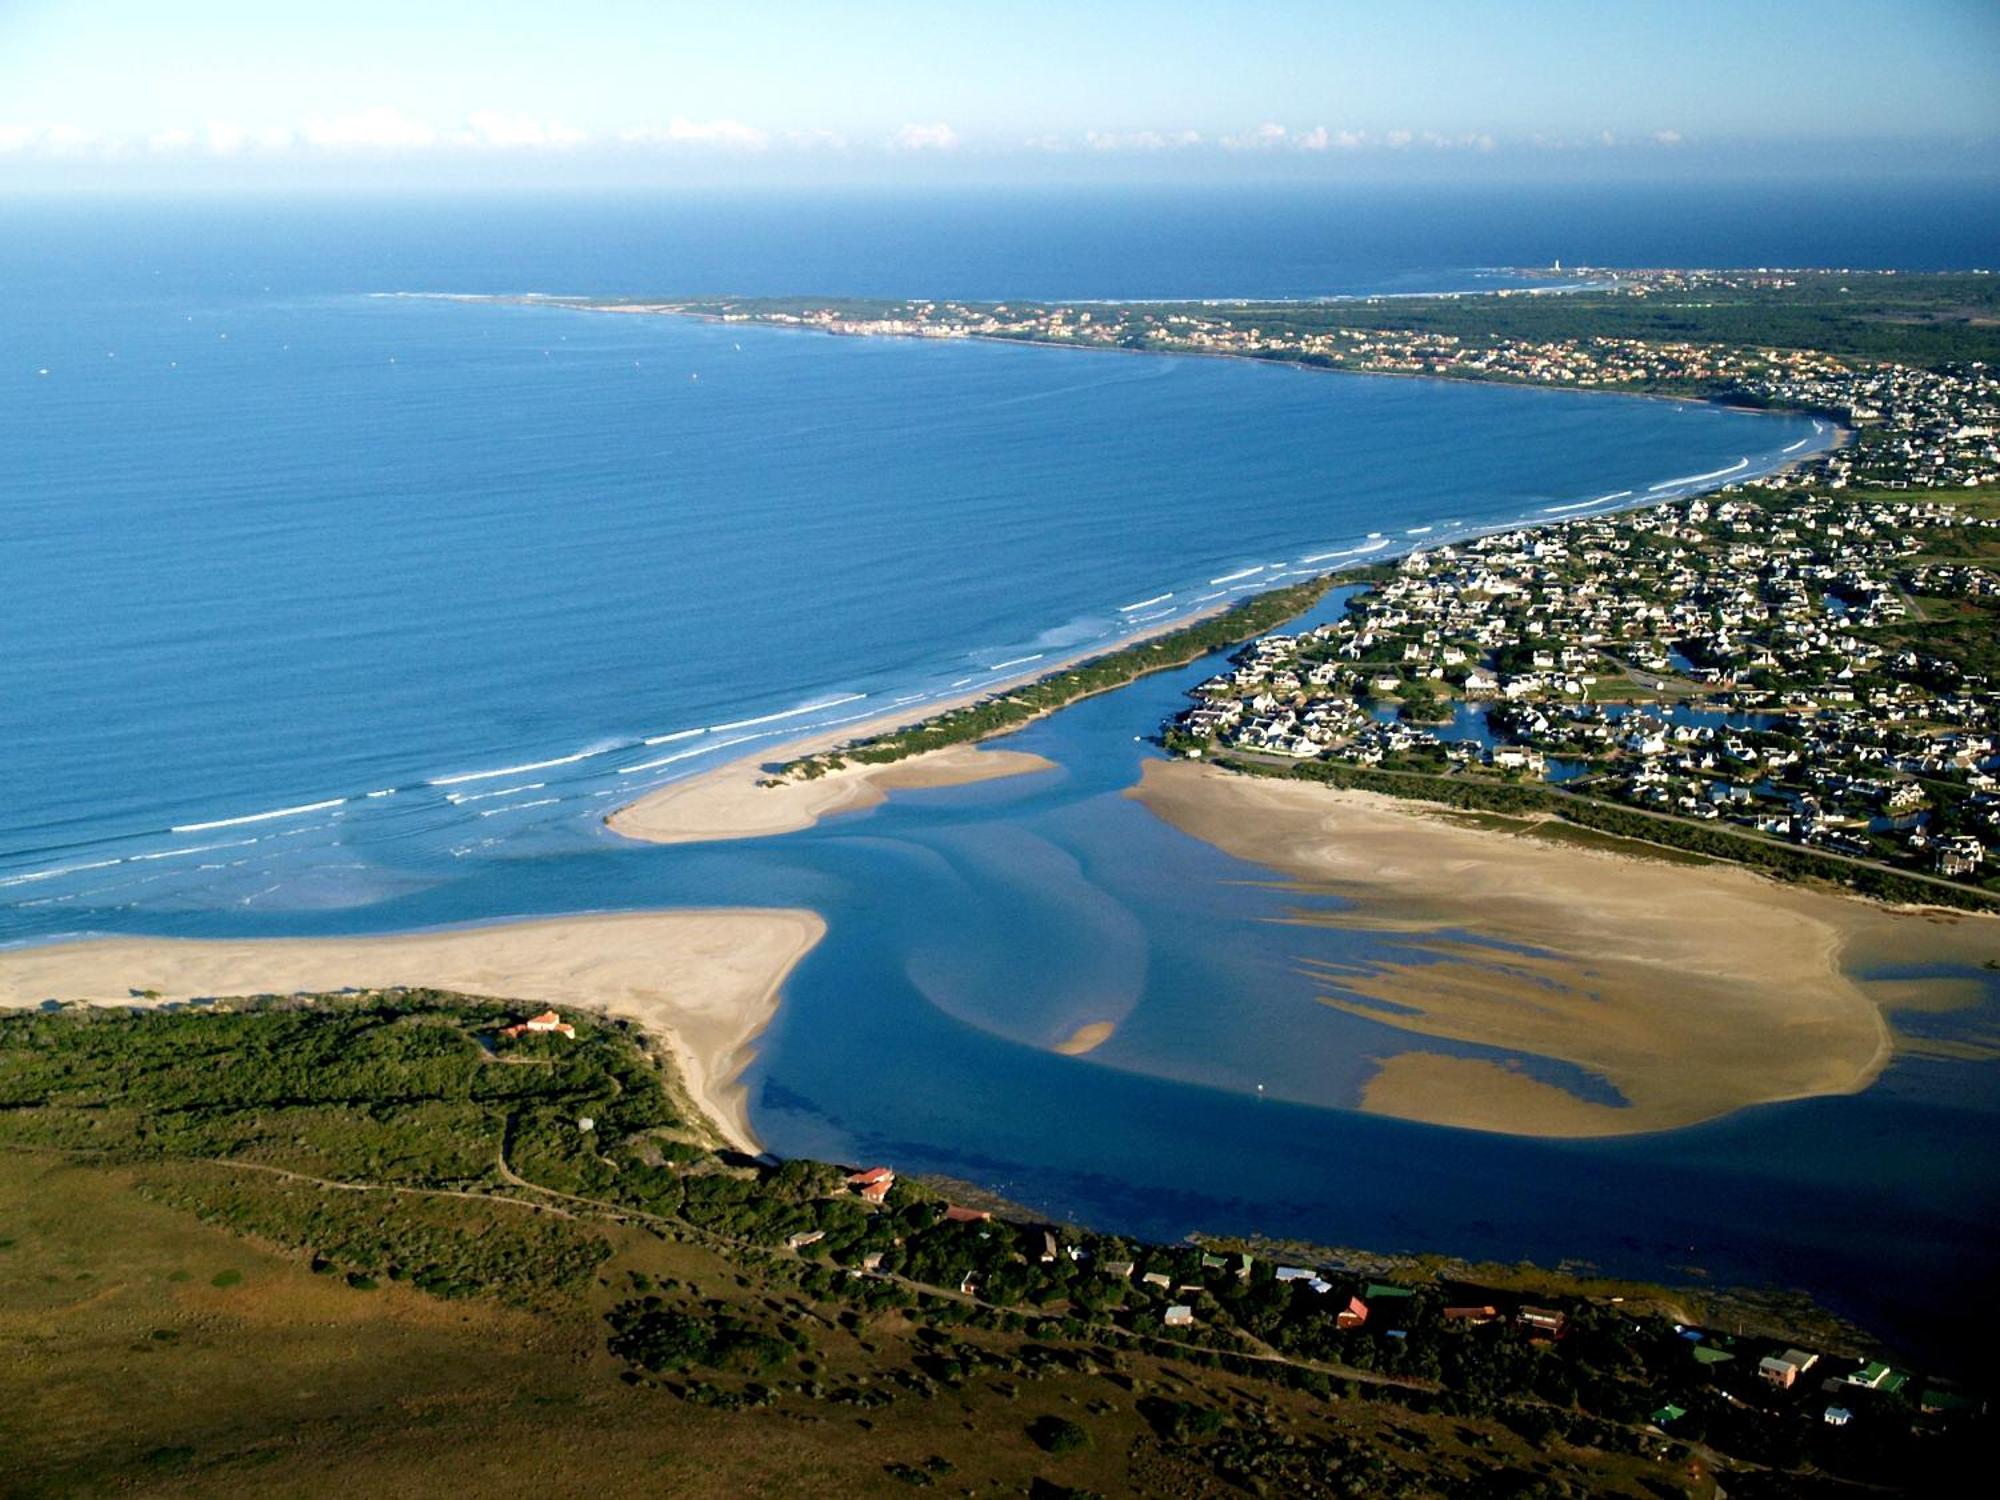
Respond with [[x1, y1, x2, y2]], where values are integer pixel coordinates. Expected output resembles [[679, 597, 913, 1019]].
[[1163, 476, 2000, 894]]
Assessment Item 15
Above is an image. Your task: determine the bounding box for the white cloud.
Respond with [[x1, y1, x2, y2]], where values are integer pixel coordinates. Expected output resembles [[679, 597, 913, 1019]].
[[889, 121, 958, 151], [301, 107, 439, 150], [623, 116, 769, 149], [460, 112, 587, 150], [147, 127, 197, 154], [1222, 121, 1289, 150], [1652, 128, 1683, 146], [1384, 128, 1414, 149], [1083, 128, 1202, 152]]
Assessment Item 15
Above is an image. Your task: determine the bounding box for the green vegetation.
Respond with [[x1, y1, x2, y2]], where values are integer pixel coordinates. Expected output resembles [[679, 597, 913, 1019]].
[[1128, 273, 2000, 369], [1, 997, 1986, 1496], [781, 575, 1338, 778]]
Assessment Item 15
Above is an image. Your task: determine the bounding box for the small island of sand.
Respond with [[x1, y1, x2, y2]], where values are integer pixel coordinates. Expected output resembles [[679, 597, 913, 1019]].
[[608, 742, 1056, 846], [1130, 759, 1999, 1138], [0, 910, 824, 1156]]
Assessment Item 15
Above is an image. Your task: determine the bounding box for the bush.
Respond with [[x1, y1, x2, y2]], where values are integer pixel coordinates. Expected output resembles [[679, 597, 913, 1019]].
[[1028, 1415, 1090, 1455]]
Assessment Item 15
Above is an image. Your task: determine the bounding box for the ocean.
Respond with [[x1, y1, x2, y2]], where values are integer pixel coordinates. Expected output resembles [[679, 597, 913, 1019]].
[[2, 185, 1995, 1362]]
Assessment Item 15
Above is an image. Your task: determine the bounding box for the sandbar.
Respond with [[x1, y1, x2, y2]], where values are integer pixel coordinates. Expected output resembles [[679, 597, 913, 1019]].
[[1053, 1019, 1117, 1056], [0, 910, 824, 1156], [1129, 759, 1999, 1137], [608, 742, 1056, 846], [605, 599, 1240, 848]]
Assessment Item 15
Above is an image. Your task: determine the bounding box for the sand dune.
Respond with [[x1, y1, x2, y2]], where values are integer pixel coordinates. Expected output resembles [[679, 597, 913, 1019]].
[[0, 910, 824, 1156]]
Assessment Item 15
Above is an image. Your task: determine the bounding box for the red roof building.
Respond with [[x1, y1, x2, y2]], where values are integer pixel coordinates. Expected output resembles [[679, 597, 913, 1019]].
[[500, 1009, 575, 1039], [846, 1166, 896, 1204], [1336, 1296, 1370, 1330]]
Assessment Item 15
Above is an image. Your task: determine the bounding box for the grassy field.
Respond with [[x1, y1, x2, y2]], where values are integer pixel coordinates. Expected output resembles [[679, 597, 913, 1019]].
[[2, 995, 1982, 1496]]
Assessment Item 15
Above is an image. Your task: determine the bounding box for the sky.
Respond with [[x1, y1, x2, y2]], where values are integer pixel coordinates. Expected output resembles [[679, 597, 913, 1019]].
[[2, 0, 1996, 190]]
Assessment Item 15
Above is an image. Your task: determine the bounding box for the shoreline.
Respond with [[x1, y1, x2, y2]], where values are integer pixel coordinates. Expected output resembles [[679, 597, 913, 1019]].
[[1127, 759, 1997, 1138], [605, 593, 1246, 846], [557, 293, 1856, 438], [0, 909, 825, 1156]]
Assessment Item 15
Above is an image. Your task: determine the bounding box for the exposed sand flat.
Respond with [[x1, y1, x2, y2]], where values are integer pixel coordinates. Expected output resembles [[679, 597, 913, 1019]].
[[607, 743, 1057, 845], [1130, 760, 2000, 1137], [0, 910, 825, 1156], [1053, 1020, 1117, 1056]]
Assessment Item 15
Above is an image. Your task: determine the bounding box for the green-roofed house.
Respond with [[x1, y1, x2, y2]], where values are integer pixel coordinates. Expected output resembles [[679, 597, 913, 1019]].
[[1845, 1360, 1909, 1394], [1366, 1282, 1416, 1300], [1692, 1344, 1736, 1367], [1650, 1405, 1687, 1427]]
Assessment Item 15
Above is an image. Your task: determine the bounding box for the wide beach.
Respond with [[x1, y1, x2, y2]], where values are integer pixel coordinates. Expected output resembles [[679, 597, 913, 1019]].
[[0, 910, 824, 1156]]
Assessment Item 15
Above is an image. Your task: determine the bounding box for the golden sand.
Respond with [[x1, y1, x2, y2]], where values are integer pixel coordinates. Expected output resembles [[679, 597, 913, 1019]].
[[1130, 759, 1999, 1137], [0, 910, 825, 1155]]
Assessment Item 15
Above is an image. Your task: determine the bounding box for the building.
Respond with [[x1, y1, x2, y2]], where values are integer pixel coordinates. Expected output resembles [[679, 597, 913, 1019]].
[[1759, 1349, 1819, 1389], [1518, 1306, 1567, 1340], [846, 1166, 895, 1204], [499, 1009, 575, 1039], [1164, 1305, 1195, 1328], [942, 1204, 990, 1224], [1336, 1296, 1370, 1330]]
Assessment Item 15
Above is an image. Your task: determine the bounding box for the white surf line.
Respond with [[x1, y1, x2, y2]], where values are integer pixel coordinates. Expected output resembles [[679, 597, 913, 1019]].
[[705, 692, 867, 735], [1118, 592, 1173, 613], [616, 732, 767, 776], [1209, 565, 1265, 586], [365, 788, 397, 799], [173, 797, 346, 833], [640, 726, 705, 747], [445, 782, 544, 805], [428, 747, 613, 787], [950, 675, 979, 688], [1297, 538, 1392, 564], [0, 857, 124, 889], [1782, 437, 1810, 454], [1194, 590, 1228, 603], [986, 653, 1045, 672], [1127, 607, 1179, 623], [1648, 456, 1748, 492], [477, 797, 561, 817], [1542, 489, 1634, 515], [128, 838, 261, 863], [1406, 526, 1433, 535]]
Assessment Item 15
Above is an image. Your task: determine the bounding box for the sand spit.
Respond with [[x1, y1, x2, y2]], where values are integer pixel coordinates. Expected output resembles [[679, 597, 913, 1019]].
[[608, 742, 1055, 846], [1129, 760, 1999, 1137], [0, 910, 825, 1156]]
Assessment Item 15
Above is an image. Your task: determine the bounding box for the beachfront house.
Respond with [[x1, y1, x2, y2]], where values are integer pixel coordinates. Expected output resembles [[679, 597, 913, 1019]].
[[500, 1009, 575, 1039], [846, 1165, 896, 1204]]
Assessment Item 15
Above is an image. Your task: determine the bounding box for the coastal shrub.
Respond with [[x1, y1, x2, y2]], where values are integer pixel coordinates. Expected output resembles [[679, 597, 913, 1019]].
[[1027, 1415, 1089, 1455]]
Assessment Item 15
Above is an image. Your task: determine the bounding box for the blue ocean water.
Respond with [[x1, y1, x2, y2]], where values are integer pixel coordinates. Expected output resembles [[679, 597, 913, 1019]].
[[2, 188, 1995, 1363]]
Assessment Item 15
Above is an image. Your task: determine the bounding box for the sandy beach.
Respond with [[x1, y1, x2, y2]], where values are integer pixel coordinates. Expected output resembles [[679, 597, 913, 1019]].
[[0, 910, 824, 1156], [1130, 759, 2000, 1137], [608, 742, 1056, 845], [605, 593, 1250, 848]]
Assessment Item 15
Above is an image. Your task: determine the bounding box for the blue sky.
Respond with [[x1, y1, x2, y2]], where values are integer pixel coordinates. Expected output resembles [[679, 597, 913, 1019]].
[[2, 0, 1995, 187]]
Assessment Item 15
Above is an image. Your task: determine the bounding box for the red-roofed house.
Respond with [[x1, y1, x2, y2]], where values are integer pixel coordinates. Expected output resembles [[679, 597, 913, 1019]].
[[847, 1166, 896, 1204], [943, 1205, 991, 1224], [1336, 1296, 1370, 1330], [500, 1010, 575, 1039]]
